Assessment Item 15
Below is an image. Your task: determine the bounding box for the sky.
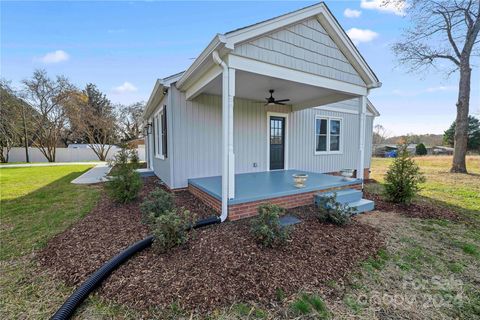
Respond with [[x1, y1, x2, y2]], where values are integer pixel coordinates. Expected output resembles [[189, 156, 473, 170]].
[[1, 0, 479, 136]]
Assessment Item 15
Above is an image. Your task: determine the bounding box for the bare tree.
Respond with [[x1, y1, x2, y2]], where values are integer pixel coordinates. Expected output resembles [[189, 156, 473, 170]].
[[118, 101, 145, 142], [373, 124, 391, 145], [21, 70, 74, 162], [0, 80, 32, 163], [390, 0, 480, 173], [69, 84, 118, 161]]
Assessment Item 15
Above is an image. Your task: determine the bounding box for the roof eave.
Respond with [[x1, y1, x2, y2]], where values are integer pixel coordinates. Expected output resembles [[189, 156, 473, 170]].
[[143, 79, 165, 120], [176, 34, 228, 89]]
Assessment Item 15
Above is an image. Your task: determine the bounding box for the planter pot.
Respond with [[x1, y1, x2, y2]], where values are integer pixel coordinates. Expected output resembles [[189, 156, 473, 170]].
[[340, 169, 354, 181], [292, 173, 308, 188]]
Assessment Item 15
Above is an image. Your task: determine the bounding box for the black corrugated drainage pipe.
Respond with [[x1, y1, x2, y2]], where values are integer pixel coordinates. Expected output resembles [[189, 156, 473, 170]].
[[50, 216, 221, 320]]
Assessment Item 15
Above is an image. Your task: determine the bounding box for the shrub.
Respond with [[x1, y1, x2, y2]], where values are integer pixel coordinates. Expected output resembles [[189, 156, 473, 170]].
[[140, 187, 175, 225], [316, 193, 356, 226], [250, 203, 289, 247], [383, 146, 426, 204], [151, 209, 196, 253], [415, 143, 427, 156], [105, 147, 142, 203]]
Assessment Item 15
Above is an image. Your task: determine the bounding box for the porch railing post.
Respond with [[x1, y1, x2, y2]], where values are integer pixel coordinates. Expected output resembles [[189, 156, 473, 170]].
[[358, 95, 367, 185], [221, 64, 229, 219], [228, 68, 236, 199]]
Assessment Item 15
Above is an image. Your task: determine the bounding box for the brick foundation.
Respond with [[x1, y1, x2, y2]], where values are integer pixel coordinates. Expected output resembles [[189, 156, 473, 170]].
[[188, 181, 363, 221]]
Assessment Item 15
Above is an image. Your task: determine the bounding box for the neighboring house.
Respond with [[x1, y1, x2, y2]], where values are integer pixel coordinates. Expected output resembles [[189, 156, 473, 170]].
[[143, 2, 381, 221]]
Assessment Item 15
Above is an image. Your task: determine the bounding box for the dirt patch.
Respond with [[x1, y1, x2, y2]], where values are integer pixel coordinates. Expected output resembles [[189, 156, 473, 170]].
[[38, 178, 383, 314], [364, 184, 461, 222]]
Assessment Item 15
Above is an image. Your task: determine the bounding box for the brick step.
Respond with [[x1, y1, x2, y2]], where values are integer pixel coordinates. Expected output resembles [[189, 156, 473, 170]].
[[314, 188, 362, 206]]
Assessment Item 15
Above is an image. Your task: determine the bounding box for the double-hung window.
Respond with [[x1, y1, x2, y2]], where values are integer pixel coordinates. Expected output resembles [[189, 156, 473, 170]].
[[154, 105, 168, 159], [315, 116, 342, 154]]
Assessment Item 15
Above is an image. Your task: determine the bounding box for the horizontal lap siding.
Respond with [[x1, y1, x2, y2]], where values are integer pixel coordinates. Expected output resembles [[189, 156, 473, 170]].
[[233, 17, 365, 86]]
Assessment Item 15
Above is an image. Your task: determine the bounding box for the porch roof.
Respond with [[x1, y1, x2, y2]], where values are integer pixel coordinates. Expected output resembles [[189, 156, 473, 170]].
[[188, 169, 361, 205]]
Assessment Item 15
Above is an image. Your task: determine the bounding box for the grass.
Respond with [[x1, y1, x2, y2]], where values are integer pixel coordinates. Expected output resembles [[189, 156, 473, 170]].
[[0, 165, 131, 319], [330, 155, 480, 319], [0, 165, 100, 260], [370, 155, 480, 220], [1, 156, 479, 319]]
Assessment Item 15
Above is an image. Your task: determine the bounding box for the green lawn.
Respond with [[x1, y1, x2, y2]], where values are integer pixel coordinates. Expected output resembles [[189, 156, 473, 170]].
[[0, 165, 100, 259], [1, 157, 479, 319], [371, 155, 480, 219]]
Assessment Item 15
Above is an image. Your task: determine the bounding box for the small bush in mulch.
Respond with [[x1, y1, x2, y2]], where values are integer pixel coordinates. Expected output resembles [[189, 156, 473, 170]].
[[383, 146, 425, 204], [151, 209, 196, 253], [140, 187, 175, 225], [250, 203, 289, 247], [105, 146, 142, 203], [39, 176, 384, 315], [364, 185, 460, 221], [316, 193, 356, 226]]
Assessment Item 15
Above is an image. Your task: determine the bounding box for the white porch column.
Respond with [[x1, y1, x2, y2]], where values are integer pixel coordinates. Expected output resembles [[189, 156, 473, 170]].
[[358, 95, 367, 184], [228, 68, 236, 199], [221, 65, 229, 219]]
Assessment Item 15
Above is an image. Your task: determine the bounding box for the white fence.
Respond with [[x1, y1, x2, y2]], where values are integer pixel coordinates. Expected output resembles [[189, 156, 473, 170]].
[[4, 146, 146, 163]]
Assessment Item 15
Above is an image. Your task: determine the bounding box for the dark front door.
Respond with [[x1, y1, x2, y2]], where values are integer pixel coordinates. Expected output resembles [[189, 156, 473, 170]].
[[269, 116, 285, 170]]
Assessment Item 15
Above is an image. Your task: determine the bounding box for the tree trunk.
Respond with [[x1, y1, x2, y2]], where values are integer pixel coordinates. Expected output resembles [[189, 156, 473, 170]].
[[21, 106, 30, 163], [450, 61, 471, 173]]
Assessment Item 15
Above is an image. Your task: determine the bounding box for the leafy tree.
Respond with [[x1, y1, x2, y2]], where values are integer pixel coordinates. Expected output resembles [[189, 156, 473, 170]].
[[384, 145, 426, 204], [415, 143, 428, 156], [443, 115, 480, 151], [390, 0, 480, 173], [118, 102, 145, 141], [69, 84, 118, 160], [21, 70, 74, 162]]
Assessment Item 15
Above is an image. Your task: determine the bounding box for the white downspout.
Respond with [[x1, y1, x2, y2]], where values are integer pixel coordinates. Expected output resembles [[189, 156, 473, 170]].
[[359, 94, 367, 188], [212, 50, 229, 222]]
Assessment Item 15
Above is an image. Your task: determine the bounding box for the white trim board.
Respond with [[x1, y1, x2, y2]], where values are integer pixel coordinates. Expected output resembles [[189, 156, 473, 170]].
[[266, 112, 289, 171], [228, 54, 367, 96]]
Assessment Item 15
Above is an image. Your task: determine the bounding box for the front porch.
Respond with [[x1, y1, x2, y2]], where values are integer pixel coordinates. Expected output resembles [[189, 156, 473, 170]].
[[188, 170, 363, 220]]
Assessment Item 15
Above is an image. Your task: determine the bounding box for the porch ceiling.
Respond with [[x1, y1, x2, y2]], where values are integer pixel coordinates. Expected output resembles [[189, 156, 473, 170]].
[[200, 70, 357, 109]]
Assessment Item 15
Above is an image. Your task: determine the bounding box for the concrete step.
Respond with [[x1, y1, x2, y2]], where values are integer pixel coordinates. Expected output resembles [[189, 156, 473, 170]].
[[314, 188, 362, 206], [348, 199, 375, 214]]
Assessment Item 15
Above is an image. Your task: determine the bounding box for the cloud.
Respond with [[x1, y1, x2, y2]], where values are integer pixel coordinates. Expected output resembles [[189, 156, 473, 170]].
[[346, 28, 378, 45], [360, 0, 406, 16], [392, 86, 456, 97], [113, 81, 138, 94], [37, 50, 69, 63], [425, 86, 456, 93], [344, 8, 362, 18]]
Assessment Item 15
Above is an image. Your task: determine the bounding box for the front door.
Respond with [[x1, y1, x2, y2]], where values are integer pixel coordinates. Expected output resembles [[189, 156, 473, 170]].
[[269, 116, 285, 170]]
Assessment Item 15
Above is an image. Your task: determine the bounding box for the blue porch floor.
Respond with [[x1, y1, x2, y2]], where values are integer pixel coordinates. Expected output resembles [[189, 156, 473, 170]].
[[188, 169, 362, 205]]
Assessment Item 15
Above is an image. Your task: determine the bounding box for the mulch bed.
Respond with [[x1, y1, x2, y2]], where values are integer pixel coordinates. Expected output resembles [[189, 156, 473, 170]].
[[38, 177, 384, 314], [364, 184, 461, 221]]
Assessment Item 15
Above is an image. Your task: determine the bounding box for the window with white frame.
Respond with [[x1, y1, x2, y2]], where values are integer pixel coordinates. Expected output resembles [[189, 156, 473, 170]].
[[315, 116, 342, 154], [154, 105, 167, 159]]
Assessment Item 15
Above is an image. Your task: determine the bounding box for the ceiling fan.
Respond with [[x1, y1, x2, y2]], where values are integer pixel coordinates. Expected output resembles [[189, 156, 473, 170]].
[[264, 89, 290, 106]]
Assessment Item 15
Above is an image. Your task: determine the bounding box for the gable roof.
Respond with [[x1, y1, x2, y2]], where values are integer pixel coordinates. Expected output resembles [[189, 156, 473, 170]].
[[176, 2, 381, 90]]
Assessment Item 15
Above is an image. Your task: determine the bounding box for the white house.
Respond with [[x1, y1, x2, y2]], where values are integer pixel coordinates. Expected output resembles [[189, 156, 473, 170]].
[[143, 2, 380, 221]]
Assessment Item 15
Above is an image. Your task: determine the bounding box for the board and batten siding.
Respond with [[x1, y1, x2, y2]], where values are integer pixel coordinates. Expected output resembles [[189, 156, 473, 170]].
[[169, 88, 291, 188], [289, 106, 374, 172], [233, 17, 365, 86], [150, 94, 171, 186], [162, 87, 374, 188]]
